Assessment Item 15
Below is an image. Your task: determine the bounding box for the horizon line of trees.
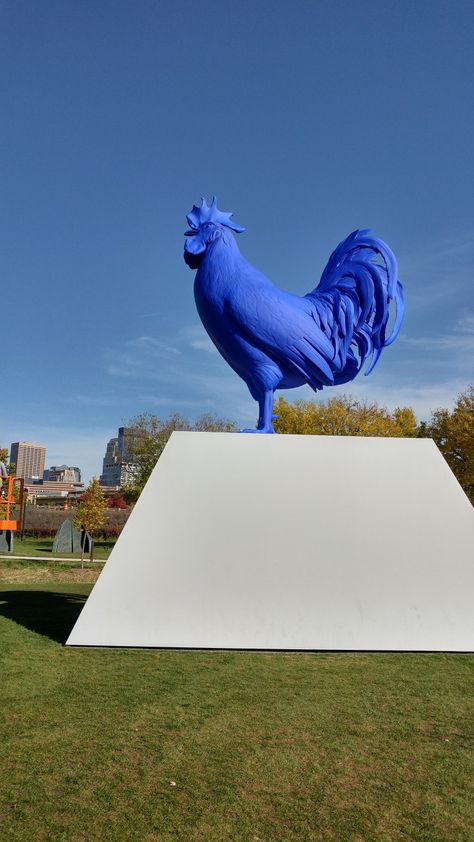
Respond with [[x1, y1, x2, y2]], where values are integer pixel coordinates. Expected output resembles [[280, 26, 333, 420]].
[[120, 385, 473, 505]]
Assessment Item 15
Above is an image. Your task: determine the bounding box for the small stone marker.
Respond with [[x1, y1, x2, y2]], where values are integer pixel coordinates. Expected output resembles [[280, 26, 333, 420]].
[[52, 519, 82, 553]]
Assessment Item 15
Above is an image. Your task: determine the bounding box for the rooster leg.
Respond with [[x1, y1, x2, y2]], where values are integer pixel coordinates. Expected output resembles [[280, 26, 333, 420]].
[[242, 389, 276, 434], [258, 390, 276, 432]]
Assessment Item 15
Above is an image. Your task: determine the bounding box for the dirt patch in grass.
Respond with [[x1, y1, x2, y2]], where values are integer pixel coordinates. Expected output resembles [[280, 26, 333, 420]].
[[0, 561, 102, 584]]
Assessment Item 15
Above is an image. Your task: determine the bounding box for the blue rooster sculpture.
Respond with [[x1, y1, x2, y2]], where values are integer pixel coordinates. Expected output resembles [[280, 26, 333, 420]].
[[184, 198, 404, 433]]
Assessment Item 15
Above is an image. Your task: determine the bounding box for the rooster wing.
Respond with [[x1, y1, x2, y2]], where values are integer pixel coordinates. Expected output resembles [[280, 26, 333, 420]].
[[225, 229, 404, 394]]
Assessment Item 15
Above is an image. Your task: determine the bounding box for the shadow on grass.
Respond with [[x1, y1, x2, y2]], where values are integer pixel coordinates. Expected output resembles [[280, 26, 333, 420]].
[[0, 590, 87, 644], [13, 542, 53, 555]]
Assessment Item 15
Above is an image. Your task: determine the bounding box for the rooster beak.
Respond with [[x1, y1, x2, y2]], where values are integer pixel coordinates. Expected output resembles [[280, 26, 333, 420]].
[[184, 230, 196, 237]]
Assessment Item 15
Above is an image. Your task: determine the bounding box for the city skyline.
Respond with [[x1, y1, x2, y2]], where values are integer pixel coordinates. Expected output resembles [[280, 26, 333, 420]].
[[6, 426, 143, 487], [1, 1, 473, 482]]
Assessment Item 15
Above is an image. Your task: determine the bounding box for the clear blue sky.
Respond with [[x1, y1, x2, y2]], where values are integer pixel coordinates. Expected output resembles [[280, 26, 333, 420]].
[[1, 0, 473, 481]]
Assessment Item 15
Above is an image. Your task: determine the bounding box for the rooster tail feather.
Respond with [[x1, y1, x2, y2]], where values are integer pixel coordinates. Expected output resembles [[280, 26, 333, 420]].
[[306, 229, 404, 379], [383, 280, 405, 346]]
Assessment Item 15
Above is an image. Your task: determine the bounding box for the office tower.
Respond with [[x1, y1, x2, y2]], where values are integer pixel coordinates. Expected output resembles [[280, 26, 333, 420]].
[[10, 441, 46, 480], [100, 427, 146, 487], [46, 465, 82, 483]]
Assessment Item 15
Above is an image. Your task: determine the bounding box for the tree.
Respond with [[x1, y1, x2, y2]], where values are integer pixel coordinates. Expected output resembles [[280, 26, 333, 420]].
[[122, 411, 237, 502], [273, 395, 418, 438], [0, 448, 19, 515], [73, 478, 107, 567], [108, 495, 127, 509], [428, 385, 473, 504], [0, 448, 16, 475]]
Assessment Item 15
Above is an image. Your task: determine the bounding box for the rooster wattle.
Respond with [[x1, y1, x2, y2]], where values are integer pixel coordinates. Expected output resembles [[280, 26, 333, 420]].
[[184, 198, 404, 433]]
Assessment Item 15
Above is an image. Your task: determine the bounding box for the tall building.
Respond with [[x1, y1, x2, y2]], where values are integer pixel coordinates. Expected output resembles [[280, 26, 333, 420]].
[[100, 437, 119, 486], [100, 426, 146, 487], [45, 465, 82, 483], [10, 441, 46, 480]]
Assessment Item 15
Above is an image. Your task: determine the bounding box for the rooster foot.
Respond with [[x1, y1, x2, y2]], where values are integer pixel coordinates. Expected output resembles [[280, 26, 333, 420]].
[[241, 426, 276, 434], [241, 390, 277, 434]]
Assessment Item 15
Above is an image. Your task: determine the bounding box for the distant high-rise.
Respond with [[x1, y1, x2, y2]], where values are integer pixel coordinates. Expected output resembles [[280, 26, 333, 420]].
[[10, 441, 46, 480], [100, 437, 119, 486], [45, 465, 82, 483], [100, 427, 146, 487]]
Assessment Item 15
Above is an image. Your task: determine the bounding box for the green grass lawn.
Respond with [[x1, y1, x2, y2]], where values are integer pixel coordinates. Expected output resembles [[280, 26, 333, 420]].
[[1, 566, 473, 841], [4, 535, 114, 561]]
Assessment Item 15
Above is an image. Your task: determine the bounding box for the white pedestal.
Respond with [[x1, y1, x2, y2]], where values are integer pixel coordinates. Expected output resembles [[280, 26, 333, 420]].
[[67, 432, 474, 651]]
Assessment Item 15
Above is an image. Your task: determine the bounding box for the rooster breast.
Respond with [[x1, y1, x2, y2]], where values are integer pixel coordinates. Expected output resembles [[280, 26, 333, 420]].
[[194, 258, 286, 396], [194, 246, 327, 397]]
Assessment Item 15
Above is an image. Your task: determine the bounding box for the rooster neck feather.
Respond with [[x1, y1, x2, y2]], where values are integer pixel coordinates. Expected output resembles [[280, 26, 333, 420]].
[[196, 233, 242, 294]]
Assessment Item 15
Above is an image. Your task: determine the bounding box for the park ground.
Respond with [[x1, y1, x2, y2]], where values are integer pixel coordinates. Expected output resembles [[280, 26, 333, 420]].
[[2, 535, 115, 562], [1, 557, 473, 842]]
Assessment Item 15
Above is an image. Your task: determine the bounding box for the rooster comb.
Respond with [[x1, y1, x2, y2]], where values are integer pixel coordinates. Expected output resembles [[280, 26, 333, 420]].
[[186, 197, 245, 233]]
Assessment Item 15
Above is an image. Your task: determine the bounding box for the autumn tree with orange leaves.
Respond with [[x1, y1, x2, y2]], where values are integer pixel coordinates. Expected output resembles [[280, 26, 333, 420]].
[[273, 395, 418, 438], [73, 478, 107, 566], [428, 385, 473, 504]]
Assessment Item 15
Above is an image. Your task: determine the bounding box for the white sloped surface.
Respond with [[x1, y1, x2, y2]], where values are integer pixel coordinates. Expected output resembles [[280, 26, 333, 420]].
[[67, 432, 474, 651]]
